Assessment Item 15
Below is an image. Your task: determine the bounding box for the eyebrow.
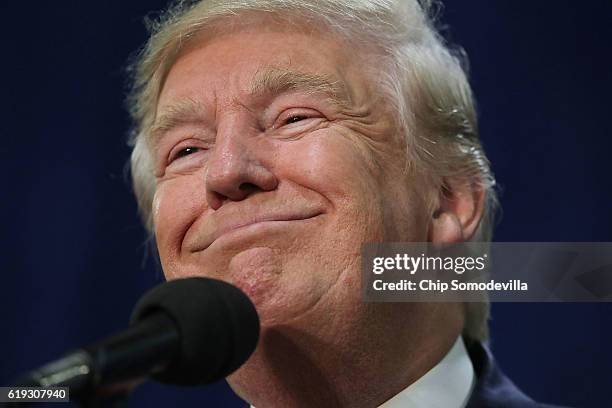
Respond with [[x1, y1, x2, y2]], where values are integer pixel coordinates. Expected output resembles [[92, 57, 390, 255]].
[[249, 67, 353, 109], [148, 97, 206, 147], [149, 67, 353, 146]]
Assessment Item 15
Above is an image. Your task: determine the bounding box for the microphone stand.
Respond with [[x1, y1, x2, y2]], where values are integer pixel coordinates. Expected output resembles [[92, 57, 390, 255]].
[[6, 314, 178, 408]]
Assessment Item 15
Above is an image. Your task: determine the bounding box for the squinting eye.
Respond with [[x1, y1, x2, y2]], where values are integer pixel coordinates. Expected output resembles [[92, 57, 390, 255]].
[[174, 147, 201, 159], [273, 108, 323, 130], [285, 115, 307, 125]]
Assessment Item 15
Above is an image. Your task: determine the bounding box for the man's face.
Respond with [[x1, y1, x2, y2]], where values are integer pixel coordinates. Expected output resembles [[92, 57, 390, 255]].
[[152, 25, 431, 327]]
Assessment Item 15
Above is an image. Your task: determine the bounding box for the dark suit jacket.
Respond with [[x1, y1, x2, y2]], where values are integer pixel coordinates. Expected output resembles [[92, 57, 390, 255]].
[[466, 340, 571, 408]]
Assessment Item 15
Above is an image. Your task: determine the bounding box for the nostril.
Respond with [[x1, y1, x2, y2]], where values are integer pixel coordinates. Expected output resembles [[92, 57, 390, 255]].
[[205, 162, 278, 209], [239, 182, 258, 192]]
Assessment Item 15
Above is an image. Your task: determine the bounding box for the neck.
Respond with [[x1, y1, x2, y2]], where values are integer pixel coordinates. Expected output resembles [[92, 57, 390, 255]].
[[228, 302, 464, 408]]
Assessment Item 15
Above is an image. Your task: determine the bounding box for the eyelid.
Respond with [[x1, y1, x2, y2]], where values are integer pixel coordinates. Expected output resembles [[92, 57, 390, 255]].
[[167, 138, 210, 164], [274, 108, 323, 128]]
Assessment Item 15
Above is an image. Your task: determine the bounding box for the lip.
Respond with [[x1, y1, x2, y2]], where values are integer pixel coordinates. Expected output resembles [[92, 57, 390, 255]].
[[189, 210, 323, 253]]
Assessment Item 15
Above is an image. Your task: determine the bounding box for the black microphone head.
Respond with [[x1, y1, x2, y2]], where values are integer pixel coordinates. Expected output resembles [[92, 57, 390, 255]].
[[130, 277, 259, 385]]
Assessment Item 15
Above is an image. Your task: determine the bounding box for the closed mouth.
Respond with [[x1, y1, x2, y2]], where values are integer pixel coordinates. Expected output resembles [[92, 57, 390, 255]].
[[190, 212, 323, 253]]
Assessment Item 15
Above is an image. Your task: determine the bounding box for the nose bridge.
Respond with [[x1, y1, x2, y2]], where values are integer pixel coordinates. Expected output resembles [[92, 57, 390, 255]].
[[208, 125, 248, 178], [205, 111, 278, 209], [207, 111, 255, 179]]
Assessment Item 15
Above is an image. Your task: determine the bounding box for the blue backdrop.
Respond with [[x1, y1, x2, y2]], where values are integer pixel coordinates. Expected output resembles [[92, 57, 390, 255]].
[[1, 1, 610, 407]]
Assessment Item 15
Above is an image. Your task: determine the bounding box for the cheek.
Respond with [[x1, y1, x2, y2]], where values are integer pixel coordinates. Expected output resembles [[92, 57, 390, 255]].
[[277, 134, 381, 206], [275, 133, 388, 245], [153, 174, 207, 273], [275, 131, 428, 242]]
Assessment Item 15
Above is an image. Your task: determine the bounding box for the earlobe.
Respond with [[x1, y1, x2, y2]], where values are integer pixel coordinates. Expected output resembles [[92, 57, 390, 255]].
[[430, 211, 463, 244], [428, 180, 485, 244]]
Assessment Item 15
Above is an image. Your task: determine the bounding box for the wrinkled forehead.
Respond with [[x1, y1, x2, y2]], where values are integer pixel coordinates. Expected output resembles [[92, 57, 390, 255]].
[[153, 10, 381, 113]]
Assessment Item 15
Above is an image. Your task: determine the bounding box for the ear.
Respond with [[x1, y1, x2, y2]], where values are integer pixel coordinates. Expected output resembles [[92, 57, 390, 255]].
[[428, 178, 486, 244]]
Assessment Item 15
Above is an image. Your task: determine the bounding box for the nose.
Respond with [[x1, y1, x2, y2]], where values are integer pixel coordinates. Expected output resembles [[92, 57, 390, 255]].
[[205, 135, 278, 210]]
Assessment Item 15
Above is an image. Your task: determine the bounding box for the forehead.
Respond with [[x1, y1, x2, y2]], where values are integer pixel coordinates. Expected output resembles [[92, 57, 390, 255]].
[[156, 27, 360, 112]]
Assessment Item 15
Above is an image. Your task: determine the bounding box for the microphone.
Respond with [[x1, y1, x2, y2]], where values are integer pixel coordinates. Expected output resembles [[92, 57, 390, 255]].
[[13, 277, 260, 397]]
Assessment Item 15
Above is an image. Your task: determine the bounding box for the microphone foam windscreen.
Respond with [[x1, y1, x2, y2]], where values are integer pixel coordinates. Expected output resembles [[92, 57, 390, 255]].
[[130, 277, 260, 385]]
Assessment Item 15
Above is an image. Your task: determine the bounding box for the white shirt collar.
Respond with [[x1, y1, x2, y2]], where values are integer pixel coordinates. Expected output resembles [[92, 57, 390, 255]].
[[379, 336, 475, 408], [249, 336, 475, 408]]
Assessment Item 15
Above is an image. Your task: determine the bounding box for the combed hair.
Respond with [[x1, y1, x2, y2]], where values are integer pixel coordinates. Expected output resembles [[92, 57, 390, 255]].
[[126, 0, 498, 341]]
